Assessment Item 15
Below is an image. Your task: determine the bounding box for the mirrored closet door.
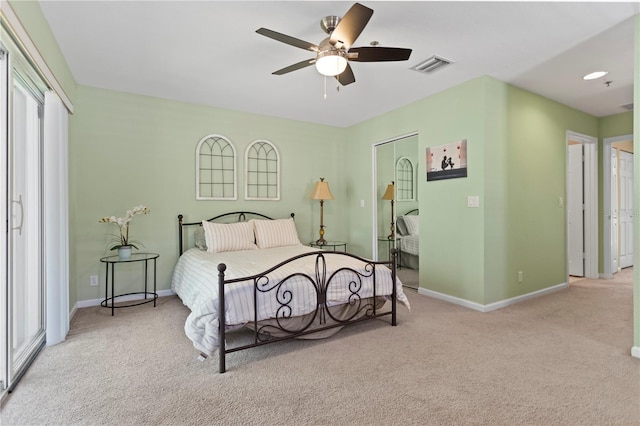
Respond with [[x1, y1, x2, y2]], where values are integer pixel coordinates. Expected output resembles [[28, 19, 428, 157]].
[[373, 133, 419, 264]]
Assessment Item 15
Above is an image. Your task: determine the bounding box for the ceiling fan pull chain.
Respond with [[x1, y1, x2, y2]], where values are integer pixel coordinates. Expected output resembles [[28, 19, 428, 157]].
[[324, 75, 327, 100]]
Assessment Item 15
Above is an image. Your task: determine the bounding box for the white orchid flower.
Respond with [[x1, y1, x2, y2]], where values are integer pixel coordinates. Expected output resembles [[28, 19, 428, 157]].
[[99, 205, 150, 251]]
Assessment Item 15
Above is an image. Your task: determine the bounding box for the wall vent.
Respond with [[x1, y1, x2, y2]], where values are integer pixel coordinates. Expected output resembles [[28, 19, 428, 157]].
[[410, 55, 454, 74], [621, 103, 634, 111]]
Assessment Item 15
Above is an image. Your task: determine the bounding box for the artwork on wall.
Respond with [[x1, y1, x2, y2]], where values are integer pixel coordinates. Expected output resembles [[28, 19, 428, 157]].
[[196, 134, 238, 200], [426, 139, 467, 181]]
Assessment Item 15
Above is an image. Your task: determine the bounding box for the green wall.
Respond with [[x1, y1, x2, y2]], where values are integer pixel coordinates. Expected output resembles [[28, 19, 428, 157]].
[[71, 86, 346, 301], [504, 86, 598, 303], [345, 78, 488, 303], [345, 77, 599, 306]]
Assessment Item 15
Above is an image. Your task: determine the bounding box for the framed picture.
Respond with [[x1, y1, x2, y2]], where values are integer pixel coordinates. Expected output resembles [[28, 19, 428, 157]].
[[426, 139, 467, 181]]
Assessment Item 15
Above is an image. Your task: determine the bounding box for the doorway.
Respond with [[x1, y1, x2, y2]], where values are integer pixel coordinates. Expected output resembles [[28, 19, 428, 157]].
[[566, 131, 598, 281], [603, 134, 634, 278], [568, 142, 584, 277]]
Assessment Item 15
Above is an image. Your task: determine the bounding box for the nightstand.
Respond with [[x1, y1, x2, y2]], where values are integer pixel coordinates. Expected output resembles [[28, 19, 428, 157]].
[[100, 252, 159, 316], [378, 237, 401, 268], [309, 241, 347, 252]]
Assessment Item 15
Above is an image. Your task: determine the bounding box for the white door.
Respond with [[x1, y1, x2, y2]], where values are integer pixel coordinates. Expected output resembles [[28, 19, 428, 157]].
[[611, 148, 619, 273], [568, 144, 584, 277], [619, 151, 634, 268]]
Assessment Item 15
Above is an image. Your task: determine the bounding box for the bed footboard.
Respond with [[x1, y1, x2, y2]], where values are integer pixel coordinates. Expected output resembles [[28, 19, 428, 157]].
[[217, 249, 398, 373]]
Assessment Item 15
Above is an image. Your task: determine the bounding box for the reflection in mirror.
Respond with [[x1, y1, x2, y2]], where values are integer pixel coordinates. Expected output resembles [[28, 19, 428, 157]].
[[376, 142, 395, 253], [373, 133, 419, 265], [396, 157, 414, 201]]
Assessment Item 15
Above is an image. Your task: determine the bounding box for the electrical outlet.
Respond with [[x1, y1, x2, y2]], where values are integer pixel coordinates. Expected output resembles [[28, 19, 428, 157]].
[[518, 271, 523, 283], [90, 275, 99, 287]]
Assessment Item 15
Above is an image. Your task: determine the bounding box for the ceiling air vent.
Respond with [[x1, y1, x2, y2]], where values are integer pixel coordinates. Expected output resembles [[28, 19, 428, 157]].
[[621, 103, 634, 111], [410, 55, 454, 74]]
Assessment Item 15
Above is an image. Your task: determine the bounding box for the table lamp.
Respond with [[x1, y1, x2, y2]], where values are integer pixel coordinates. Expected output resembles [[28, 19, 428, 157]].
[[381, 181, 395, 239], [310, 177, 334, 245]]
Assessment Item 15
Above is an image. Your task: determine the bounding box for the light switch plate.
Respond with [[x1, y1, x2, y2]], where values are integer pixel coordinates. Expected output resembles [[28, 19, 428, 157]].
[[467, 195, 480, 208]]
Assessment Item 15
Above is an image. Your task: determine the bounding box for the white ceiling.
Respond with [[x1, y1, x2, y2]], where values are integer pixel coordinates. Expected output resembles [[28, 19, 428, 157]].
[[38, 1, 639, 128]]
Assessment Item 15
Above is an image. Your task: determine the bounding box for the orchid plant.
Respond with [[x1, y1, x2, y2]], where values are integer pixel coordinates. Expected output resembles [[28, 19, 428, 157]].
[[99, 205, 150, 250]]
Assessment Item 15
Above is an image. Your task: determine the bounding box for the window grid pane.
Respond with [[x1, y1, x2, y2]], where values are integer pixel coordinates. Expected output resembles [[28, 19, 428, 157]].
[[197, 135, 236, 199], [246, 140, 279, 200]]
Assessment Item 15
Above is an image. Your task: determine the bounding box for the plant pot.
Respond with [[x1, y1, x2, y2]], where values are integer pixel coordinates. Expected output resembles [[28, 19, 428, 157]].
[[118, 245, 132, 260]]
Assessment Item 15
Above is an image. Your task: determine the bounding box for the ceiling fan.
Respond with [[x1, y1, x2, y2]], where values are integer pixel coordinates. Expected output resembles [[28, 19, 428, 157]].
[[256, 2, 412, 86]]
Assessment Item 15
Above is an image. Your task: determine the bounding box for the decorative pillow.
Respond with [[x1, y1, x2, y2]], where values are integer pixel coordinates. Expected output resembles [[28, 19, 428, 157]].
[[403, 215, 419, 235], [202, 220, 257, 253], [252, 218, 301, 249], [396, 216, 409, 236], [194, 226, 208, 251]]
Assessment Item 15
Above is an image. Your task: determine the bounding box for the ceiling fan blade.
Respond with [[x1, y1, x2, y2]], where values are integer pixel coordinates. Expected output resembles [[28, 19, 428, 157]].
[[256, 28, 319, 52], [348, 47, 412, 62], [330, 3, 373, 50], [335, 63, 355, 86], [272, 58, 316, 75]]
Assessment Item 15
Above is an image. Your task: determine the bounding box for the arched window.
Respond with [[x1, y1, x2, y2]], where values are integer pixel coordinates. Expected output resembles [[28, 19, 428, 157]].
[[245, 139, 280, 200], [196, 134, 237, 200], [396, 157, 415, 201]]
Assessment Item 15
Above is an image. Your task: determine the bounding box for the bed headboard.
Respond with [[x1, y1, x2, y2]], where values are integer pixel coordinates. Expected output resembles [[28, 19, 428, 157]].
[[403, 209, 419, 215], [177, 211, 295, 255]]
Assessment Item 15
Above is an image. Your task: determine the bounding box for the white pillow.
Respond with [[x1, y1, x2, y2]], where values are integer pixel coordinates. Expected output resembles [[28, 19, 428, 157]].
[[252, 218, 301, 249], [403, 215, 419, 235], [202, 220, 257, 253]]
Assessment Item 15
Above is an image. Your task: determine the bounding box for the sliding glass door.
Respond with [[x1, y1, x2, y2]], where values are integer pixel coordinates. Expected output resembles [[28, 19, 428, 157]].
[[9, 72, 45, 387], [1, 35, 46, 394]]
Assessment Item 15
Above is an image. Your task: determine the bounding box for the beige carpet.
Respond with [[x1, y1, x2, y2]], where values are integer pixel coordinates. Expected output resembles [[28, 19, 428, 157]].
[[1, 270, 639, 426]]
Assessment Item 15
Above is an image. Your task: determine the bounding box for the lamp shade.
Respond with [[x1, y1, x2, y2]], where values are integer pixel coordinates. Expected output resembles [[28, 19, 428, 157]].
[[311, 178, 334, 200], [381, 182, 395, 200]]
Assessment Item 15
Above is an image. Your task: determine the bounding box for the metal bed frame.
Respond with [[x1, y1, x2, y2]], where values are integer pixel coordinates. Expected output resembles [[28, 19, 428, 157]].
[[177, 212, 398, 373]]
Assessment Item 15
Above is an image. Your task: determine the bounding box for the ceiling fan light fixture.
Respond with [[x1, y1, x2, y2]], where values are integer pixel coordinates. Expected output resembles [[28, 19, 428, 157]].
[[316, 50, 347, 76], [582, 71, 608, 80]]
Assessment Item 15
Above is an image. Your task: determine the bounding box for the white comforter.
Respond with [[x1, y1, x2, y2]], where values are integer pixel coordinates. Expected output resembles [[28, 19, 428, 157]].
[[172, 245, 409, 356]]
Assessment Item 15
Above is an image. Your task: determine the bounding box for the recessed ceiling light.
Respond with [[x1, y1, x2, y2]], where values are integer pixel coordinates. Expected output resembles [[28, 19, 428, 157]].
[[583, 71, 608, 80]]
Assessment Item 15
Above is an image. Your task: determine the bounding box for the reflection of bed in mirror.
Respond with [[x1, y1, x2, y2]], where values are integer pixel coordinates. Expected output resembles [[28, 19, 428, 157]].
[[397, 209, 419, 270]]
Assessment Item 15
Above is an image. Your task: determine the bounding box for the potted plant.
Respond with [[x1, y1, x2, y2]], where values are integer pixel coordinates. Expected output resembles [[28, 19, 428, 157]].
[[99, 205, 150, 259]]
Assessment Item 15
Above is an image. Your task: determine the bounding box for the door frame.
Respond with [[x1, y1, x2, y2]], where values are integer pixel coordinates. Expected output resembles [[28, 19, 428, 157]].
[[603, 134, 634, 278], [566, 131, 598, 280]]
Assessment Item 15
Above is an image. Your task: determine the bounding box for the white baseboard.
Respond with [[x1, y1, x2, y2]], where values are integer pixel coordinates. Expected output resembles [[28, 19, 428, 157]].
[[418, 282, 569, 313], [631, 346, 640, 359], [69, 303, 78, 321], [76, 289, 175, 308]]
